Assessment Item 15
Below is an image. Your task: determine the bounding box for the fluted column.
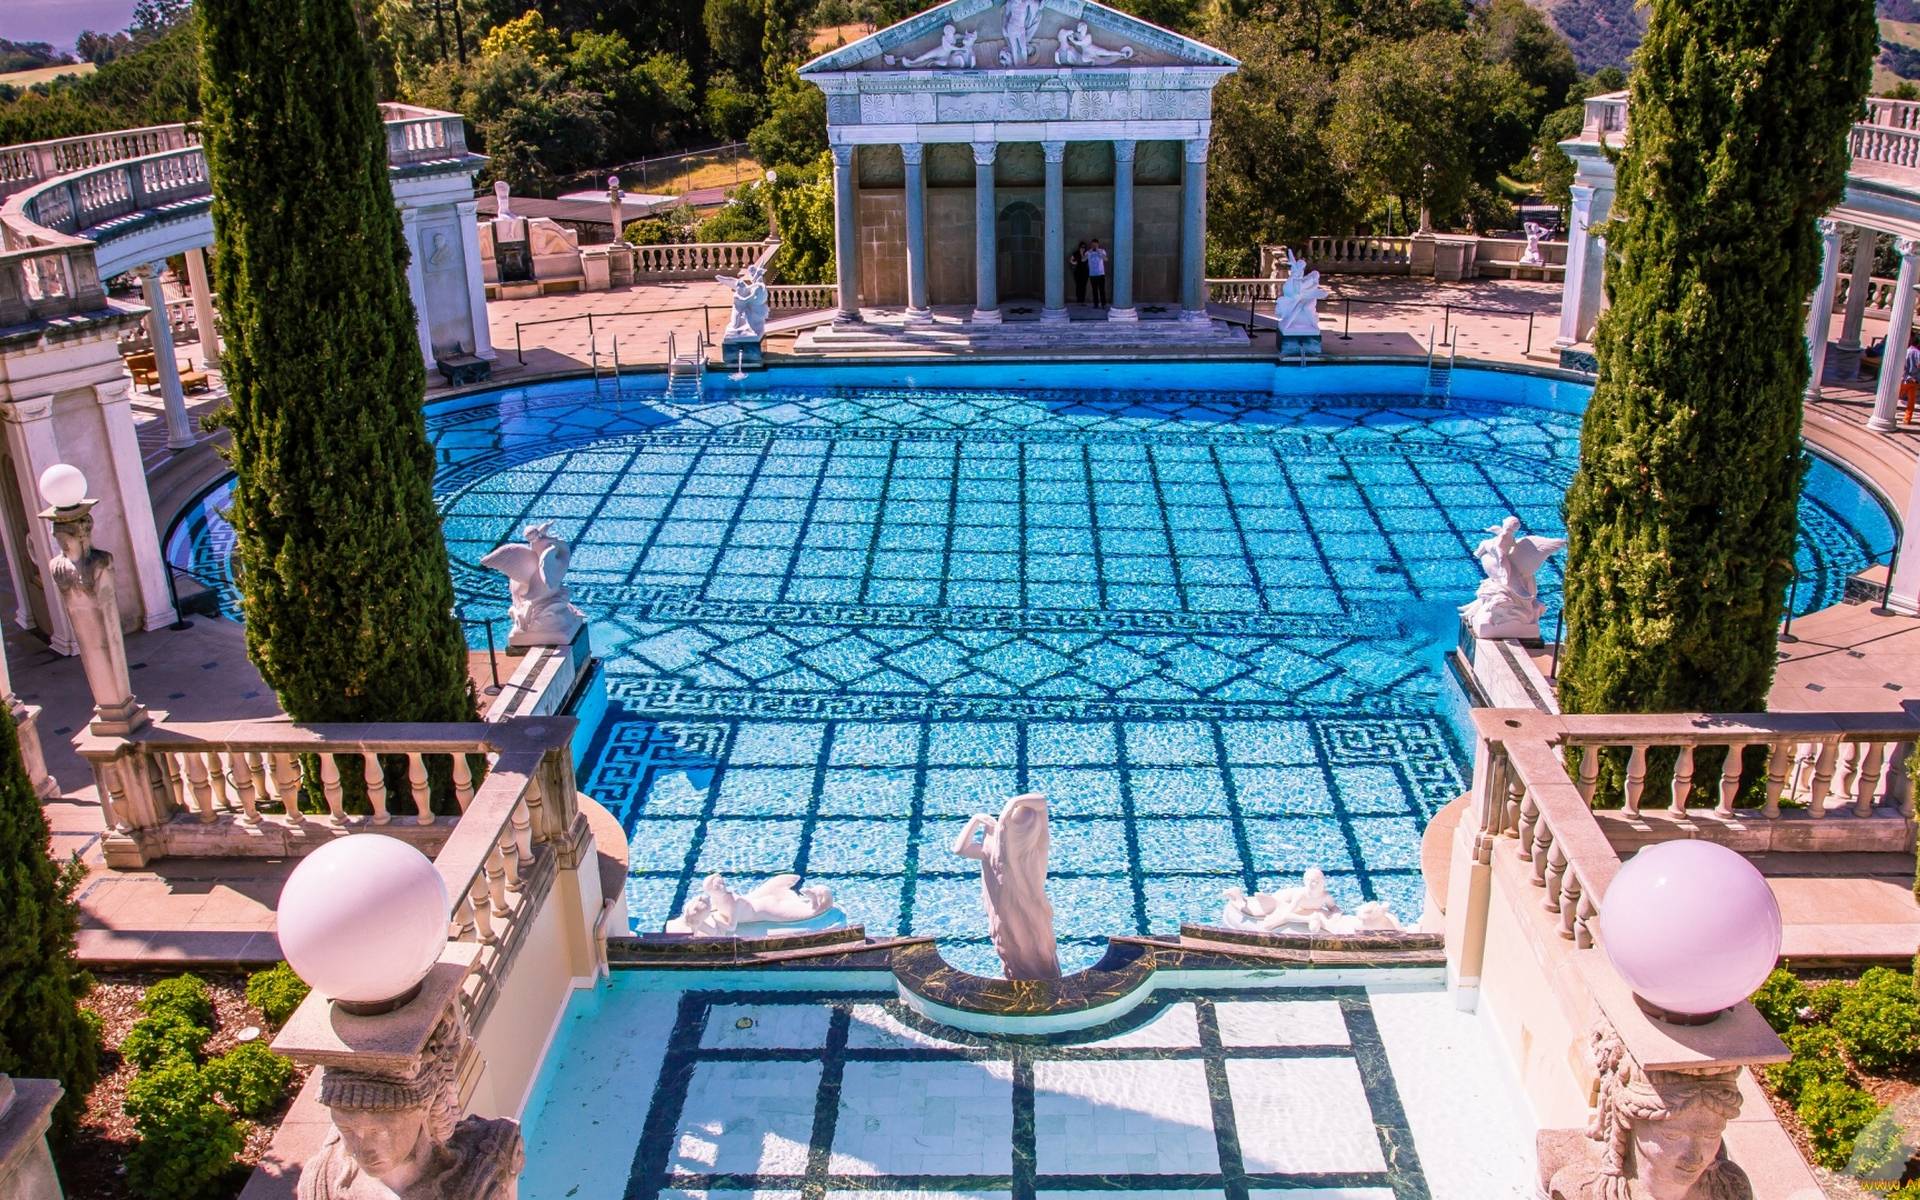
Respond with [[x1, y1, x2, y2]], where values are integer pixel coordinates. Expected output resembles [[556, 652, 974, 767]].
[[135, 264, 194, 451], [399, 207, 436, 367], [1110, 139, 1138, 322], [972, 140, 1000, 325], [1179, 138, 1208, 322], [902, 144, 931, 323], [183, 247, 220, 369], [831, 144, 859, 322], [1805, 219, 1843, 399], [1840, 229, 1879, 350], [1553, 183, 1614, 348], [1041, 141, 1068, 323], [1870, 236, 1920, 432]]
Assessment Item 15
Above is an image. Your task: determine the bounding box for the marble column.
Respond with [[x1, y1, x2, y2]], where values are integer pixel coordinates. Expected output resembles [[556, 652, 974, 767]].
[[903, 144, 931, 323], [1180, 139, 1209, 321], [453, 199, 496, 361], [1041, 141, 1068, 324], [135, 264, 194, 451], [1553, 183, 1615, 348], [1109, 139, 1138, 322], [1839, 228, 1880, 355], [399, 208, 436, 368], [831, 144, 860, 322], [1870, 236, 1920, 432], [1805, 219, 1843, 399], [183, 247, 220, 370], [972, 141, 1001, 325]]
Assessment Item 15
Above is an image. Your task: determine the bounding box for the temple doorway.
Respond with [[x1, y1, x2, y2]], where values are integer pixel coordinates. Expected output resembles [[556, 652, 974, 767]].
[[997, 199, 1044, 302]]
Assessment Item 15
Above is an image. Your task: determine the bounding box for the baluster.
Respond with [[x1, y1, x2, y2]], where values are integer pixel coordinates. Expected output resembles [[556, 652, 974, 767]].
[[526, 774, 549, 844], [1891, 742, 1916, 817], [1574, 891, 1598, 949], [1807, 740, 1839, 818], [183, 751, 216, 821], [1515, 789, 1540, 860], [1501, 774, 1523, 838], [228, 750, 260, 827], [1529, 820, 1554, 887], [469, 876, 496, 943], [364, 753, 390, 824], [1716, 742, 1745, 818], [1575, 745, 1598, 804], [205, 751, 233, 811], [318, 753, 346, 825], [451, 893, 477, 941], [1542, 839, 1568, 908], [1764, 740, 1791, 818], [450, 753, 475, 811], [484, 844, 511, 916], [1833, 742, 1860, 809], [1854, 741, 1886, 816], [1622, 744, 1647, 816], [160, 751, 185, 811], [270, 753, 304, 826], [408, 752, 432, 825], [98, 759, 128, 833], [510, 793, 534, 870], [1556, 871, 1581, 939], [1670, 744, 1694, 812], [497, 822, 524, 891]]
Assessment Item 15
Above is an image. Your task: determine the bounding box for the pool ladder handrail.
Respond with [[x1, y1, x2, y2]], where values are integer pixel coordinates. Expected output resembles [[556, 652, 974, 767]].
[[666, 330, 708, 399], [1425, 324, 1455, 401]]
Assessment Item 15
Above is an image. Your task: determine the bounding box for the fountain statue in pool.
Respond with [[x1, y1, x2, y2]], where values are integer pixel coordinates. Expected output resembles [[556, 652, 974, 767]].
[[667, 873, 836, 936], [954, 792, 1061, 981], [1461, 515, 1567, 641], [1221, 867, 1406, 934], [479, 522, 584, 649]]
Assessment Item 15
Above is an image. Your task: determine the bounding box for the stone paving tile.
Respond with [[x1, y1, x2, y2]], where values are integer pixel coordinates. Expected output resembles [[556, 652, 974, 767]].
[[1032, 1058, 1219, 1176]]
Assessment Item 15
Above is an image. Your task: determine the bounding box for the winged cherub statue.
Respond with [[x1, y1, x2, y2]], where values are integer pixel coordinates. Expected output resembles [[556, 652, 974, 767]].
[[479, 521, 586, 648]]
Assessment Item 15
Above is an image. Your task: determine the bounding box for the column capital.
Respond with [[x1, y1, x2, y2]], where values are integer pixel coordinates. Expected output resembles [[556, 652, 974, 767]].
[[1112, 139, 1136, 163], [900, 143, 925, 166], [972, 141, 998, 166], [453, 199, 478, 218], [1816, 217, 1842, 239], [1183, 139, 1208, 164], [831, 144, 855, 168], [1041, 140, 1066, 164], [1900, 236, 1920, 260]]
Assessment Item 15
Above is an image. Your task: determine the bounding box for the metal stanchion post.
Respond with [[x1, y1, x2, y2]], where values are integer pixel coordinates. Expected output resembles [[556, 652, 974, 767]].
[[482, 620, 503, 695], [1340, 299, 1352, 341], [1525, 311, 1534, 357]]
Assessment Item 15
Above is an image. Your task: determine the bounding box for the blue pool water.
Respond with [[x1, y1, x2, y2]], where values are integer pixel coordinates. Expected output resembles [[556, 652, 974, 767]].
[[166, 364, 1897, 973]]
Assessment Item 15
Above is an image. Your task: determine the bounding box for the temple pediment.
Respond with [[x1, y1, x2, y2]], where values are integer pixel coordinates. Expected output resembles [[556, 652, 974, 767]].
[[799, 0, 1236, 76]]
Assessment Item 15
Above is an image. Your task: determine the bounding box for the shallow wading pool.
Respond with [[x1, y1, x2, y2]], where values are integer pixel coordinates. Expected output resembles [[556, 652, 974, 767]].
[[167, 362, 1896, 973]]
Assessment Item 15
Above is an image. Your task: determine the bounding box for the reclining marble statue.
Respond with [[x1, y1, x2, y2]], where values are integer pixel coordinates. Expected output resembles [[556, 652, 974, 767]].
[[479, 521, 584, 649], [954, 792, 1060, 980], [1221, 867, 1405, 934], [1460, 515, 1567, 641], [884, 23, 978, 68], [666, 873, 836, 936]]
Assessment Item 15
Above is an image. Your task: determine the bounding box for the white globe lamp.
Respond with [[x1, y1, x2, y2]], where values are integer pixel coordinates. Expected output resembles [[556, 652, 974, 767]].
[[38, 463, 89, 511], [277, 835, 450, 1015], [1600, 839, 1781, 1024]]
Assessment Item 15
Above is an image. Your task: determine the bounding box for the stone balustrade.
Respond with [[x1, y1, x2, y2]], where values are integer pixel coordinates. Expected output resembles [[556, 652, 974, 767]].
[[1206, 277, 1283, 303], [766, 282, 838, 310], [1834, 271, 1899, 315], [74, 715, 580, 871], [1868, 97, 1920, 131], [1306, 235, 1412, 273], [632, 240, 765, 280], [1851, 121, 1920, 174], [1581, 89, 1920, 180], [0, 123, 199, 203]]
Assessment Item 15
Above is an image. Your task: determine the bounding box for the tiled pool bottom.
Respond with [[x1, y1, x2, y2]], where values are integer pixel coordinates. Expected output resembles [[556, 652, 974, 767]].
[[517, 974, 1535, 1200]]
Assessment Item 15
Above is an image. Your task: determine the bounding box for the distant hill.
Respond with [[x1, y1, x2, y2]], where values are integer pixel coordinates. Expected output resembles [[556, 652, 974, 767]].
[[1526, 0, 1920, 87], [0, 38, 74, 75]]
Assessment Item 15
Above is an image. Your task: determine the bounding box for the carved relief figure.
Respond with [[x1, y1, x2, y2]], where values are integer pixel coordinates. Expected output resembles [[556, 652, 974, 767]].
[[717, 263, 770, 339], [954, 792, 1060, 980], [299, 1012, 523, 1200], [1000, 0, 1042, 66], [1542, 1026, 1750, 1200], [666, 873, 835, 935], [1460, 516, 1567, 641], [426, 231, 453, 269], [1054, 22, 1134, 66], [885, 23, 979, 69], [479, 521, 584, 648]]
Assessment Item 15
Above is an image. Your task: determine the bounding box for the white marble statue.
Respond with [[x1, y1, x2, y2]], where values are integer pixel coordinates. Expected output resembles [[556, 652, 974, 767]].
[[666, 873, 834, 936], [1054, 21, 1134, 66], [492, 179, 513, 219], [1460, 515, 1567, 641], [885, 23, 978, 68], [1521, 221, 1548, 267], [1222, 867, 1344, 932], [1275, 248, 1331, 336], [478, 521, 584, 648], [954, 792, 1060, 980], [717, 263, 770, 340], [999, 0, 1042, 65]]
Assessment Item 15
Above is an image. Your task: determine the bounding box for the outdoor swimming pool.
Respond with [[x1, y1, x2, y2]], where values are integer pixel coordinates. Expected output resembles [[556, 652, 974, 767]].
[[167, 362, 1897, 972]]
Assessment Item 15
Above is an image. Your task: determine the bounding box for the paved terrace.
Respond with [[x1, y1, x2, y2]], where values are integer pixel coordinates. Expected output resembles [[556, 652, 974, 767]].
[[24, 274, 1920, 970]]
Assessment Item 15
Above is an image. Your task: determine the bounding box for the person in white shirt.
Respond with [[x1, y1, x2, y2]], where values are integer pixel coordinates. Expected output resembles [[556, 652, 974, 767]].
[[1086, 239, 1108, 307]]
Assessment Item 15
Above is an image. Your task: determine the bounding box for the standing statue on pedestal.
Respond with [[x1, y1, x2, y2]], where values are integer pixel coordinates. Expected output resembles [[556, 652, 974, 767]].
[[999, 0, 1042, 65], [1521, 221, 1549, 267], [479, 522, 584, 649], [717, 263, 770, 340], [1275, 249, 1330, 336], [1460, 516, 1566, 641], [299, 1012, 524, 1200], [953, 792, 1060, 980], [43, 486, 145, 735], [1054, 22, 1134, 66]]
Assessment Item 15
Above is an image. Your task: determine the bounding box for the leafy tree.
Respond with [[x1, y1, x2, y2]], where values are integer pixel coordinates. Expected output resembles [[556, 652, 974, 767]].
[[705, 70, 764, 140], [199, 0, 476, 751], [761, 0, 809, 74], [1557, 0, 1877, 722], [749, 66, 827, 171], [696, 181, 770, 241], [479, 9, 565, 61], [768, 151, 836, 282], [0, 19, 201, 144], [705, 0, 766, 83], [0, 705, 99, 1143]]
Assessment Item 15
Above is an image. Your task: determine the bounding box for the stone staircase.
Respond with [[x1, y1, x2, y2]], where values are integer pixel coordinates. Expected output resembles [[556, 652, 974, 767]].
[[792, 310, 1252, 357]]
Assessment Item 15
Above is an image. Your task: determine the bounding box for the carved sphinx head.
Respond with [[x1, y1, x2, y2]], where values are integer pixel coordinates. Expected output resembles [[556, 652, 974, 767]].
[[1589, 1029, 1747, 1200]]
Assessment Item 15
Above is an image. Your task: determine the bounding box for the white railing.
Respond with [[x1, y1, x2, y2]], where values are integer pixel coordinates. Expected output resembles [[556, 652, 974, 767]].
[[1867, 97, 1920, 131], [0, 123, 199, 203], [1835, 273, 1900, 316], [767, 283, 836, 309], [1306, 236, 1413, 272], [1579, 92, 1920, 180], [1849, 122, 1920, 174], [632, 241, 765, 279], [1207, 277, 1282, 304]]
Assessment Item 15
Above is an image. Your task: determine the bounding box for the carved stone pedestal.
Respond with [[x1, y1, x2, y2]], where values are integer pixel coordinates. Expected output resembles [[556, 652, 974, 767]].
[[0, 1075, 65, 1200]]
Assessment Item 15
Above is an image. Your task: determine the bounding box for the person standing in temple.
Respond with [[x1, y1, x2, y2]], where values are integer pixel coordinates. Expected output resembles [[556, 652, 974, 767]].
[[1086, 238, 1109, 307], [1071, 241, 1089, 305]]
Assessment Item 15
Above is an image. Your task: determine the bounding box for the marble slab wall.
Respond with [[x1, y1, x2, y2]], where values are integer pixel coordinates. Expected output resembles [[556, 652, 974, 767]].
[[927, 188, 976, 305], [856, 190, 908, 307], [1134, 185, 1180, 304]]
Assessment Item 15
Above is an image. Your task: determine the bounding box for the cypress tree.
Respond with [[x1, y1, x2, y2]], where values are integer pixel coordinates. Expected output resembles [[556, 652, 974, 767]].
[[0, 705, 99, 1142], [199, 0, 475, 761], [1558, 0, 1876, 721]]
